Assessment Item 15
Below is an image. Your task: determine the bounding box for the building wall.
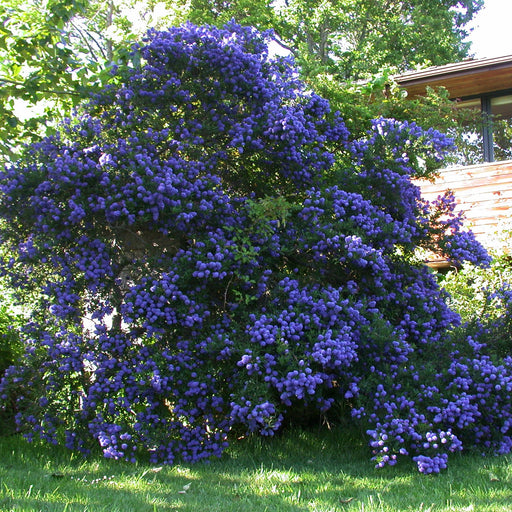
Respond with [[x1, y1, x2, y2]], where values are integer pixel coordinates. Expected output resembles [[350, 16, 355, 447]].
[[416, 160, 512, 252]]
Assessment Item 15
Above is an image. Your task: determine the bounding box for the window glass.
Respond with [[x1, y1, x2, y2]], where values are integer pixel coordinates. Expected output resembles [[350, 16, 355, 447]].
[[491, 95, 512, 117], [448, 98, 484, 166], [491, 95, 512, 162], [446, 94, 512, 166]]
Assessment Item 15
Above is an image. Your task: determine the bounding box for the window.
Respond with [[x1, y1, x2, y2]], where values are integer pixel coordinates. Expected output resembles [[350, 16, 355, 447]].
[[489, 94, 512, 162], [452, 92, 512, 165]]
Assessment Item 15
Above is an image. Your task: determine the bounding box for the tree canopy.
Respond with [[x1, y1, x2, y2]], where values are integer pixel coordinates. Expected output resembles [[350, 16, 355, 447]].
[[0, 0, 187, 162], [186, 0, 483, 79]]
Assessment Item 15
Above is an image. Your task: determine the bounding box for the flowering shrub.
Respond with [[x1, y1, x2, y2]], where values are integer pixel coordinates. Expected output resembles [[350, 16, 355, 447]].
[[0, 22, 505, 472]]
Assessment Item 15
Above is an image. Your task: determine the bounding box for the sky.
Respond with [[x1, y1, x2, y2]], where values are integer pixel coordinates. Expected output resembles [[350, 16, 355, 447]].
[[466, 0, 512, 58]]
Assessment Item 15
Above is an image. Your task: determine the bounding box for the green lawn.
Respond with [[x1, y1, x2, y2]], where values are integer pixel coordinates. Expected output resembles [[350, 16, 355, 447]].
[[0, 428, 511, 512]]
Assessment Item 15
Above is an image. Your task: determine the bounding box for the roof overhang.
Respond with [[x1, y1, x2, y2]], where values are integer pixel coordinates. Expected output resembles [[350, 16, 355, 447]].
[[395, 54, 512, 99]]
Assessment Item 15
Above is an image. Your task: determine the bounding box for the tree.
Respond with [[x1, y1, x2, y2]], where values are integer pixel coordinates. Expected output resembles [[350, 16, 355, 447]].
[[0, 0, 188, 162], [3, 23, 511, 474], [184, 0, 483, 79]]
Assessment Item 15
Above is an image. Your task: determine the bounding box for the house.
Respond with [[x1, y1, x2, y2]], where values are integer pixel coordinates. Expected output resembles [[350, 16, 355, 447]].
[[395, 55, 512, 265]]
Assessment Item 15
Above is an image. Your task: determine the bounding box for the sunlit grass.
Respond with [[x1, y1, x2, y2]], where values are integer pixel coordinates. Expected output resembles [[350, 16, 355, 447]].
[[1, 427, 511, 511]]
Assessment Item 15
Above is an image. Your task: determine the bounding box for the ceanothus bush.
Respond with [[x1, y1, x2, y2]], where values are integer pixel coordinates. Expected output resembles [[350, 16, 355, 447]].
[[0, 21, 505, 473]]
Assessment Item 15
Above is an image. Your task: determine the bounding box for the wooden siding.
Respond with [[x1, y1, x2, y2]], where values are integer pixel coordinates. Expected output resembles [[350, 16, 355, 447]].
[[416, 160, 512, 253]]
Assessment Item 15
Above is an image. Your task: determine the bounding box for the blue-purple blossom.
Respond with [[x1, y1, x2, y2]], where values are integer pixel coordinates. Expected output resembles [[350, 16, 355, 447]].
[[0, 21, 502, 474]]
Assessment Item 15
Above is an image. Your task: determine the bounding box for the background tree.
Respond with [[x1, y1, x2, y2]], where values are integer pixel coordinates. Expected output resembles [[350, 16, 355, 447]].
[[184, 0, 483, 79], [0, 0, 188, 163]]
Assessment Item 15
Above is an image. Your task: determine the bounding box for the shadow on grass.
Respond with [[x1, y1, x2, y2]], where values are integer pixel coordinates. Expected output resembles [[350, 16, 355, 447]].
[[1, 429, 512, 511]]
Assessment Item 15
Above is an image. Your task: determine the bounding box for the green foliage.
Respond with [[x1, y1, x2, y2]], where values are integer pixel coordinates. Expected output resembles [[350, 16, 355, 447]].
[[0, 287, 24, 436], [0, 304, 22, 376], [313, 72, 464, 148], [0, 0, 87, 160], [187, 0, 276, 28], [442, 260, 506, 324], [493, 119, 512, 162], [182, 0, 482, 80], [441, 223, 512, 323], [0, 0, 189, 163], [441, 224, 512, 359], [246, 196, 295, 228]]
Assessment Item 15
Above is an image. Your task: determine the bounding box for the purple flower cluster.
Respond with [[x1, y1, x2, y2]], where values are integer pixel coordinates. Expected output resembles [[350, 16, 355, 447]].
[[0, 22, 504, 473], [440, 230, 492, 267]]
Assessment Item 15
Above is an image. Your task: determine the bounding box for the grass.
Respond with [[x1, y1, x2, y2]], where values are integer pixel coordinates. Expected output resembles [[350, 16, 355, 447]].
[[0, 427, 511, 512]]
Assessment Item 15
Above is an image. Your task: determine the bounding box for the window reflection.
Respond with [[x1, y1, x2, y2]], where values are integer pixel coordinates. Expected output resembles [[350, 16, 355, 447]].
[[491, 95, 512, 162], [447, 94, 512, 166], [449, 98, 484, 166]]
